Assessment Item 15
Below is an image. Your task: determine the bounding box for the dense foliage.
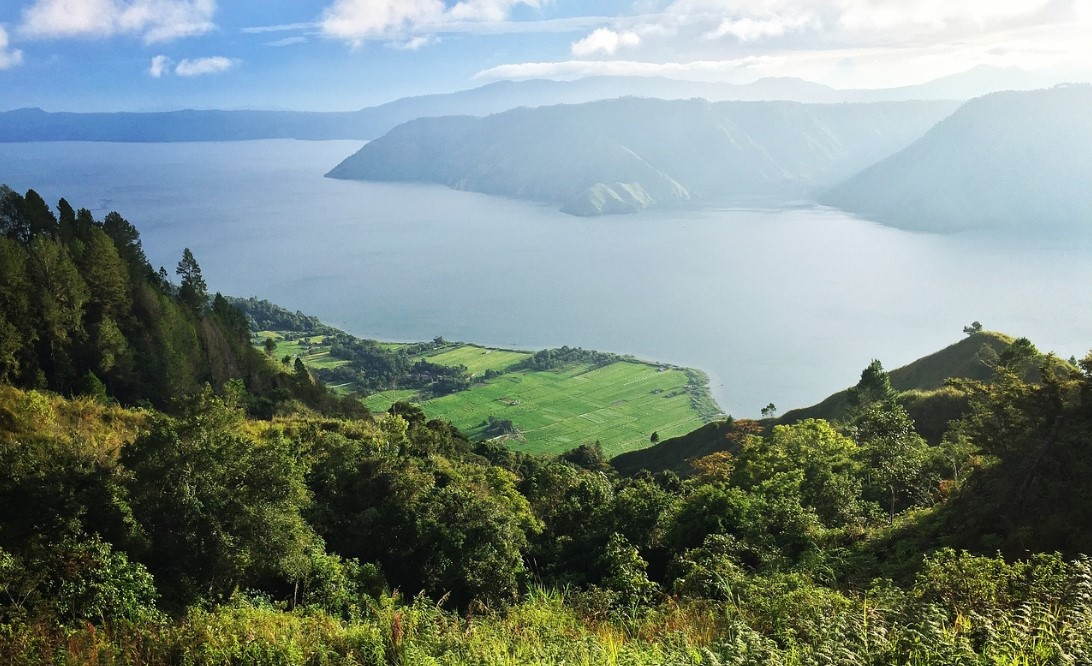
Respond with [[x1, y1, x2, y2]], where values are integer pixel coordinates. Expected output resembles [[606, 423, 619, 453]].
[[3, 345, 1092, 663], [226, 297, 337, 335], [230, 298, 473, 399], [4, 190, 1092, 664], [0, 187, 364, 419]]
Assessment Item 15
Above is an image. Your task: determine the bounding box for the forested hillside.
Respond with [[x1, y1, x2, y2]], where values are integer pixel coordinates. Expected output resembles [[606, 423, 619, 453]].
[[327, 97, 958, 215], [0, 186, 363, 419], [3, 189, 1092, 663]]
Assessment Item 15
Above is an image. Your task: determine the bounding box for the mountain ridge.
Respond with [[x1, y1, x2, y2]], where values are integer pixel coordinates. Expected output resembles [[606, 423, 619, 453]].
[[326, 97, 959, 215], [0, 67, 1059, 143]]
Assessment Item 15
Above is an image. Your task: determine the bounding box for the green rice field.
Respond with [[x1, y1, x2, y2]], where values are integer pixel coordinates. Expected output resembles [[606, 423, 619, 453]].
[[421, 361, 706, 457], [260, 334, 715, 458]]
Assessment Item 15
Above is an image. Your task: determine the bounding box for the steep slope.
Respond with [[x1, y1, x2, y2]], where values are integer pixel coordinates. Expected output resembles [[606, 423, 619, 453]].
[[327, 97, 957, 215], [823, 85, 1092, 231], [779, 331, 1015, 425], [0, 186, 364, 419], [612, 419, 752, 477], [613, 332, 1017, 477]]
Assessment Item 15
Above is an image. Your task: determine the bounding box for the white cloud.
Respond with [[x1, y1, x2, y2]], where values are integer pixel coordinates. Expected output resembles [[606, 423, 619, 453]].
[[390, 35, 435, 50], [705, 15, 811, 42], [0, 26, 24, 69], [266, 36, 308, 47], [476, 58, 769, 81], [148, 53, 170, 77], [244, 14, 606, 40], [637, 0, 1067, 47], [571, 28, 640, 57], [19, 0, 216, 44], [242, 22, 319, 35], [173, 55, 234, 76], [318, 0, 544, 46], [147, 54, 236, 77], [478, 0, 1092, 88]]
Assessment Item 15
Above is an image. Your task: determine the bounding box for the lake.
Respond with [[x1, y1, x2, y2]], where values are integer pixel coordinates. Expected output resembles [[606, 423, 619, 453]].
[[2, 139, 1090, 416]]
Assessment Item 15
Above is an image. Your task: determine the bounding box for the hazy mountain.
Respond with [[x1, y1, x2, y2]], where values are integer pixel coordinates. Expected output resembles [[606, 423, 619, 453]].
[[822, 85, 1092, 231], [0, 77, 840, 142], [836, 65, 1057, 102], [0, 67, 1053, 143], [327, 97, 959, 215]]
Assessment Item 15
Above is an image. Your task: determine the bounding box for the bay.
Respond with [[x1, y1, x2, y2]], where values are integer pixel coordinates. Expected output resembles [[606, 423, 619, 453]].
[[3, 139, 1090, 416]]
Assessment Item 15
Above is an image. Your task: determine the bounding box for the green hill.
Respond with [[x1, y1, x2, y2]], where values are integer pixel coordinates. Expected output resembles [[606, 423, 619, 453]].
[[779, 331, 1014, 427], [613, 331, 1018, 477]]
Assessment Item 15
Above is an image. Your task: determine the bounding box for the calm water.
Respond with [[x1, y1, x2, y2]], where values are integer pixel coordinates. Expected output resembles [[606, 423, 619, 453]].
[[2, 139, 1091, 416]]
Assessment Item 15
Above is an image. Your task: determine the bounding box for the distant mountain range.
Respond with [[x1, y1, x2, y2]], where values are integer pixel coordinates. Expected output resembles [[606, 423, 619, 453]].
[[821, 85, 1092, 231], [327, 97, 958, 215], [0, 66, 1061, 143]]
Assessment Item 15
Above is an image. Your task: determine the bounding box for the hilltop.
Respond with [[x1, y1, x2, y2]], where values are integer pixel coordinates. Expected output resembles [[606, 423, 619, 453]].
[[778, 331, 1015, 429]]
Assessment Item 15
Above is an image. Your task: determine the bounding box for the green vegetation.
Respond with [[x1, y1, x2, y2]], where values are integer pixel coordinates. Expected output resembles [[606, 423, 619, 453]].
[[5, 344, 1092, 664], [780, 330, 1014, 427], [0, 186, 364, 420], [423, 361, 706, 457], [615, 329, 1060, 478], [422, 344, 529, 376], [5, 188, 1092, 664], [362, 388, 419, 412], [306, 339, 710, 457], [238, 302, 721, 457]]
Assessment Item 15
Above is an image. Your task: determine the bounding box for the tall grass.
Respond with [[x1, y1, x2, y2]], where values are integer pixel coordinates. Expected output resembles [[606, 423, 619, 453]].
[[5, 566, 1092, 666]]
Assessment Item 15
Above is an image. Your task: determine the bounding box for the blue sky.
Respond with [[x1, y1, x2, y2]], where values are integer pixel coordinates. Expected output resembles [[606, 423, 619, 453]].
[[1, 0, 1090, 112]]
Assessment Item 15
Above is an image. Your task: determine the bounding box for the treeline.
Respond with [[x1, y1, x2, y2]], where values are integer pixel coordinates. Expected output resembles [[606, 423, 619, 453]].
[[3, 340, 1092, 661], [228, 299, 478, 399], [515, 345, 623, 371], [225, 296, 337, 335], [320, 334, 468, 397], [0, 186, 362, 419]]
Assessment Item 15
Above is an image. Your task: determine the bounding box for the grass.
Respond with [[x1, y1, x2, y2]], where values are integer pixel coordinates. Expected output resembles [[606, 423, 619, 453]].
[[362, 389, 419, 413], [421, 361, 706, 458], [417, 344, 530, 376]]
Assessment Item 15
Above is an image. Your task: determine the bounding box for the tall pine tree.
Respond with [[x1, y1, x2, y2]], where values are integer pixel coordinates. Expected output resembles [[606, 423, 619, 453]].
[[176, 248, 207, 312]]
